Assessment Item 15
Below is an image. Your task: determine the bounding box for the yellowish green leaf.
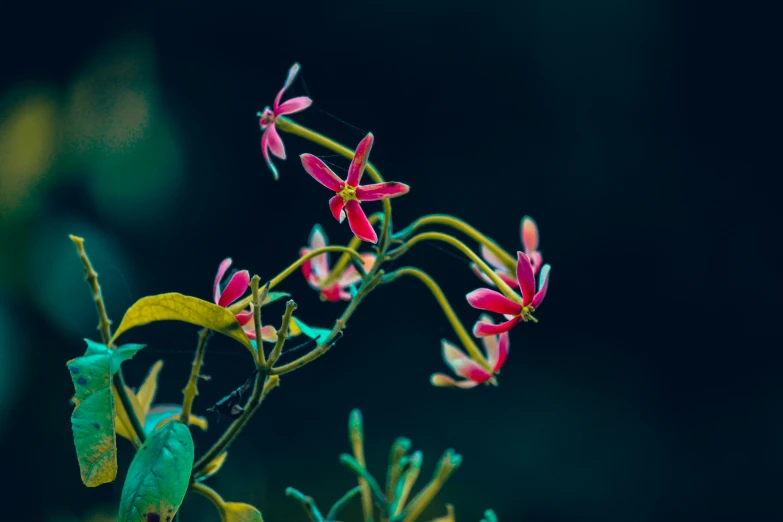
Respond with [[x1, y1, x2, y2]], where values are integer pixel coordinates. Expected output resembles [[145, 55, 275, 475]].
[[67, 339, 145, 486], [223, 502, 264, 522], [113, 384, 143, 441], [118, 422, 194, 522], [136, 360, 163, 413], [194, 452, 228, 481], [112, 293, 254, 353]]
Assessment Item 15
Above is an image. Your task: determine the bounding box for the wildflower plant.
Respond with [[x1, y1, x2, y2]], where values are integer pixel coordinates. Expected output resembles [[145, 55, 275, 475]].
[[66, 63, 552, 521]]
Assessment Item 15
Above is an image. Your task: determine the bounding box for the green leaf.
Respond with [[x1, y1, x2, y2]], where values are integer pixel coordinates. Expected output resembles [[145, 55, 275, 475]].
[[263, 291, 289, 306], [224, 502, 265, 522], [291, 317, 331, 343], [118, 421, 194, 522], [112, 293, 254, 353], [67, 339, 145, 487]]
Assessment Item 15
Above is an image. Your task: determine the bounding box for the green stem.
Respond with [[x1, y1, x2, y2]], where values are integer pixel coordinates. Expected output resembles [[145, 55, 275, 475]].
[[380, 267, 490, 371], [348, 409, 375, 522], [385, 232, 520, 301], [275, 116, 393, 250], [399, 450, 461, 522], [269, 271, 384, 375], [69, 234, 147, 446], [327, 486, 362, 522], [192, 374, 279, 475], [267, 300, 297, 368], [181, 328, 211, 426], [250, 277, 268, 368], [394, 214, 516, 270]]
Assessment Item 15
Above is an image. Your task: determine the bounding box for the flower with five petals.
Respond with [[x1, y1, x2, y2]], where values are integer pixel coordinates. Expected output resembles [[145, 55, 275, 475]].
[[300, 224, 376, 301], [300, 132, 410, 243], [471, 215, 544, 288], [430, 319, 509, 388], [467, 252, 550, 337], [258, 63, 313, 180]]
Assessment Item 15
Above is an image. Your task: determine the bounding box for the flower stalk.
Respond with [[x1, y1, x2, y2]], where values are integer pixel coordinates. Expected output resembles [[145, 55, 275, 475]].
[[69, 234, 147, 447], [180, 327, 212, 426]]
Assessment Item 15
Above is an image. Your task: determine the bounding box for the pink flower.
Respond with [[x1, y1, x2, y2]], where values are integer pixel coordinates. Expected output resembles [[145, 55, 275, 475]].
[[471, 215, 544, 288], [466, 252, 551, 337], [430, 322, 509, 388], [214, 258, 276, 342], [258, 63, 313, 180], [300, 224, 376, 302], [300, 133, 410, 243]]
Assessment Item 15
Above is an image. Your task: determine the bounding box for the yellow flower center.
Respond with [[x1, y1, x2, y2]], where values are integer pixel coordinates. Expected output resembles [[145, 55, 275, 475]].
[[338, 184, 359, 202]]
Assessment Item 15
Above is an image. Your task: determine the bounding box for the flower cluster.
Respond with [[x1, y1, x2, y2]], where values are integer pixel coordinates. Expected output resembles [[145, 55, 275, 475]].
[[66, 60, 557, 522]]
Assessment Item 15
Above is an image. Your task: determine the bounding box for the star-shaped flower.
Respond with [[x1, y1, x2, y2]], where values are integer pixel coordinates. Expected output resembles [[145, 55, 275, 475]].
[[258, 63, 313, 179], [467, 252, 551, 336], [300, 133, 409, 243], [300, 224, 376, 301]]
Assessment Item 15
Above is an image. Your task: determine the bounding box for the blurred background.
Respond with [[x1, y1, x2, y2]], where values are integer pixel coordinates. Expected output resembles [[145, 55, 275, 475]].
[[1, 1, 779, 521]]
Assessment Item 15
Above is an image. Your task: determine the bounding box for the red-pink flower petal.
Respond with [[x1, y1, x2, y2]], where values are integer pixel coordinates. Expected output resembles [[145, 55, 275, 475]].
[[466, 288, 522, 316], [300, 248, 314, 281], [344, 200, 377, 243], [355, 182, 410, 201], [498, 270, 520, 288], [320, 284, 342, 302], [532, 264, 550, 309], [301, 154, 345, 192], [516, 252, 536, 306], [494, 331, 509, 372], [329, 196, 346, 223], [442, 341, 493, 383], [244, 324, 278, 342], [213, 258, 233, 304], [451, 359, 493, 383], [235, 310, 253, 326], [260, 132, 279, 180], [276, 96, 312, 116], [472, 316, 522, 337], [265, 124, 286, 160], [306, 274, 321, 291], [529, 251, 543, 275], [521, 216, 539, 253], [480, 245, 507, 271], [273, 62, 301, 110], [430, 373, 480, 388], [308, 225, 330, 279], [345, 133, 374, 187], [217, 269, 250, 308], [479, 314, 498, 365]]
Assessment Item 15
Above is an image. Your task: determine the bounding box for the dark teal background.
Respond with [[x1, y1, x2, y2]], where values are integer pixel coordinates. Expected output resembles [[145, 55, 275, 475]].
[[0, 1, 778, 521]]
